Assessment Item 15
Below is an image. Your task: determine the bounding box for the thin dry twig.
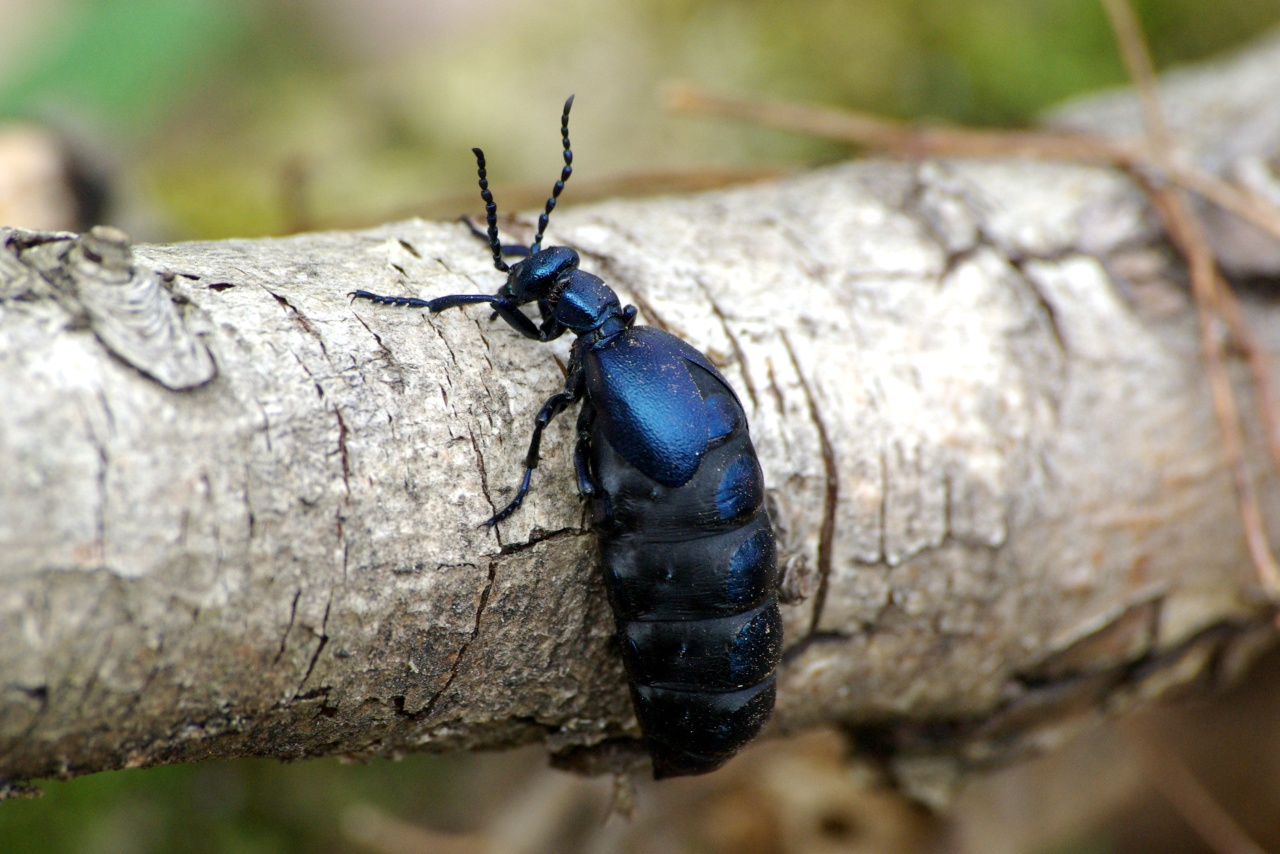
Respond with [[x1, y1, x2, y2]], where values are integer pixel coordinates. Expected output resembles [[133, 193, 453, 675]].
[[663, 89, 1280, 246], [1146, 183, 1280, 595], [337, 166, 791, 232], [1100, 0, 1173, 153], [663, 6, 1280, 846], [1100, 0, 1280, 598], [1212, 285, 1280, 478], [1123, 721, 1268, 854], [1085, 7, 1275, 850]]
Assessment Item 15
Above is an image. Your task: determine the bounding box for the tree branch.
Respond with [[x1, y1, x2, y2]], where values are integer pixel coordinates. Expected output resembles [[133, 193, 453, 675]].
[[3, 32, 1280, 797]]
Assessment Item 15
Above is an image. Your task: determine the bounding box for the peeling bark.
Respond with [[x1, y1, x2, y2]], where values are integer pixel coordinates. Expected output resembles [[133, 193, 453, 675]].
[[4, 33, 1280, 799]]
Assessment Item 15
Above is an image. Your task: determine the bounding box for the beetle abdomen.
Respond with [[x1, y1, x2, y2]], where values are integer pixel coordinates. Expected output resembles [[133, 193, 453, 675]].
[[589, 333, 781, 778], [631, 676, 777, 778], [621, 598, 782, 689]]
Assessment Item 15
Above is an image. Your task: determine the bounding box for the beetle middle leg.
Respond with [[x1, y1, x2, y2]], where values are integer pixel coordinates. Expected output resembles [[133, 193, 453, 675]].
[[573, 403, 596, 498], [487, 367, 585, 526]]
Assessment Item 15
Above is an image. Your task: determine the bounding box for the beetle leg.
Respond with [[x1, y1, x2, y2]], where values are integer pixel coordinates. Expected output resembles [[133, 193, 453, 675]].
[[487, 367, 586, 526], [484, 298, 568, 342], [484, 298, 546, 339], [354, 289, 563, 342], [573, 403, 595, 498], [350, 290, 497, 313], [348, 289, 444, 309]]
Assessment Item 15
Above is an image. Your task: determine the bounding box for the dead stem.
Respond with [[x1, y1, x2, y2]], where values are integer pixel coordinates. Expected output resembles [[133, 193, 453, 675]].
[[1100, 0, 1173, 153], [1101, 0, 1280, 598], [1123, 721, 1267, 854], [1149, 185, 1280, 595], [662, 88, 1280, 245], [1214, 287, 1280, 477]]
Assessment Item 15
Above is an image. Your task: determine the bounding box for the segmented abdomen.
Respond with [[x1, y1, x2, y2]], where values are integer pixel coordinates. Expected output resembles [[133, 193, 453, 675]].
[[590, 359, 781, 779]]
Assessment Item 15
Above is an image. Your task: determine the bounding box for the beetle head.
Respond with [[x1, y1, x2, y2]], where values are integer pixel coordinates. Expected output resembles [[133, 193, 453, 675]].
[[503, 246, 580, 303]]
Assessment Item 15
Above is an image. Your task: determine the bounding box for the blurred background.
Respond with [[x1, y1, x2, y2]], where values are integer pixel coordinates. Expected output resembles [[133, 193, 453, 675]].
[[0, 0, 1277, 240], [3, 0, 1280, 851]]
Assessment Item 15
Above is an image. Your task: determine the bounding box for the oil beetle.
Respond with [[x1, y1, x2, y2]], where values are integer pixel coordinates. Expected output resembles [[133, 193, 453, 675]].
[[351, 96, 781, 778]]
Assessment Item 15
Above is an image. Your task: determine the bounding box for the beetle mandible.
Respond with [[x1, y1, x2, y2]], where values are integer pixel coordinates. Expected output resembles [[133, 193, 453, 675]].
[[351, 96, 782, 778]]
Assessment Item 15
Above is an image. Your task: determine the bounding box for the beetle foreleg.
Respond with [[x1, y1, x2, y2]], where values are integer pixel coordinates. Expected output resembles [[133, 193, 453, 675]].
[[350, 290, 497, 313], [354, 289, 563, 342], [348, 289, 439, 309], [489, 299, 568, 342]]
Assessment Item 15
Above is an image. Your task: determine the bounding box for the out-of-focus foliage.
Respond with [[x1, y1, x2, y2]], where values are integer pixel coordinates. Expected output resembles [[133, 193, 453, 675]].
[[0, 0, 249, 128], [0, 0, 1276, 239], [0, 751, 470, 853]]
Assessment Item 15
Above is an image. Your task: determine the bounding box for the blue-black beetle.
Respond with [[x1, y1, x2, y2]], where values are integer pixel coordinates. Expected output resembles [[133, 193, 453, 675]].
[[352, 96, 781, 778]]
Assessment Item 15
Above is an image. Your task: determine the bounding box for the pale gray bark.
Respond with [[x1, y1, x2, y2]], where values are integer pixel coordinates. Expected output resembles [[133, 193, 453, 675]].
[[3, 32, 1280, 800]]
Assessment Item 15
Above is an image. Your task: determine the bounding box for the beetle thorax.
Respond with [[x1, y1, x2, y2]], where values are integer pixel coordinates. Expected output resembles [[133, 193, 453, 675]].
[[553, 269, 624, 334]]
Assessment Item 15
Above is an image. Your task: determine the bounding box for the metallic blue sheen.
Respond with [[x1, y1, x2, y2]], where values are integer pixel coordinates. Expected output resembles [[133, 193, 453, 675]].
[[585, 326, 712, 487], [704, 395, 739, 441], [715, 455, 764, 520], [727, 606, 782, 687], [725, 528, 775, 608], [620, 601, 778, 691], [506, 246, 578, 301], [632, 677, 776, 775], [553, 271, 619, 331]]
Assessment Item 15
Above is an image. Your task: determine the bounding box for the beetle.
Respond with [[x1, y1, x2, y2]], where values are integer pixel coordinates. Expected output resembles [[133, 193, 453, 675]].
[[351, 96, 781, 778]]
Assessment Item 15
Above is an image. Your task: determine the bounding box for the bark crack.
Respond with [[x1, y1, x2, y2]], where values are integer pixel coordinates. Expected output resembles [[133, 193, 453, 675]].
[[942, 470, 954, 545], [266, 289, 329, 360], [429, 315, 459, 367], [76, 619, 118, 721], [252, 396, 273, 453], [334, 407, 351, 499], [338, 513, 349, 583], [350, 311, 394, 363], [467, 429, 500, 545], [497, 526, 587, 556], [274, 589, 302, 665], [470, 317, 496, 374], [415, 559, 498, 721], [782, 332, 839, 637], [296, 597, 331, 694], [877, 444, 889, 565], [697, 277, 760, 411], [1008, 255, 1070, 357], [764, 357, 787, 419]]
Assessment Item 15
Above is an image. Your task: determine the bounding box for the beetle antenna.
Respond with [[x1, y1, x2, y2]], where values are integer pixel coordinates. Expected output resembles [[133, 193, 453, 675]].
[[530, 95, 575, 254], [473, 147, 510, 273]]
